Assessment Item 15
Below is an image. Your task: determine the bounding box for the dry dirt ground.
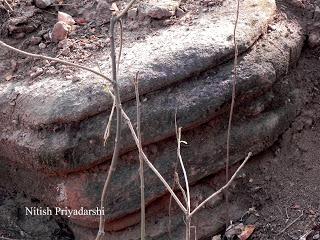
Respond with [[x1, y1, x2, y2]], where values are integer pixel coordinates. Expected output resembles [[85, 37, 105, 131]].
[[1, 0, 320, 240], [236, 42, 320, 239]]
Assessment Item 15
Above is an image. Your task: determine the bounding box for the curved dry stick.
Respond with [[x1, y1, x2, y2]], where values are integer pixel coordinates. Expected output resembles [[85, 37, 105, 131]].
[[225, 0, 240, 222], [190, 152, 252, 217], [177, 128, 190, 208], [0, 41, 113, 84], [176, 127, 191, 240], [95, 15, 123, 240], [96, 2, 139, 238], [119, 106, 187, 214], [3, 0, 13, 11], [103, 97, 115, 146], [115, 0, 137, 19], [133, 72, 146, 240]]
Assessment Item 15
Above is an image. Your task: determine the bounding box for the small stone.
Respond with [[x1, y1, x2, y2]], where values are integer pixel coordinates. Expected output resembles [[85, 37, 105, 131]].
[[58, 11, 75, 25], [57, 39, 71, 49], [34, 0, 53, 9], [313, 233, 320, 239], [30, 36, 42, 45], [38, 42, 46, 49], [51, 21, 70, 43], [60, 47, 71, 56], [175, 7, 185, 17], [139, 0, 179, 19], [127, 7, 138, 20], [308, 31, 320, 48], [212, 235, 221, 240], [30, 67, 44, 78], [13, 32, 26, 39], [46, 66, 57, 74]]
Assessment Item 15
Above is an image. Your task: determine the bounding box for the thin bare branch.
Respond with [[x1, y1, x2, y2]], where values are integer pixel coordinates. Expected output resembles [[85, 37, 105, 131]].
[[177, 127, 191, 212], [0, 41, 113, 84], [119, 105, 187, 214], [0, 237, 18, 240], [174, 172, 188, 206], [190, 152, 252, 217], [176, 126, 191, 240], [133, 72, 146, 240], [103, 97, 116, 146], [116, 0, 137, 19], [95, 14, 123, 240], [277, 211, 304, 235], [3, 0, 13, 11], [95, 2, 139, 238], [116, 19, 123, 77], [191, 226, 197, 240], [225, 0, 241, 223]]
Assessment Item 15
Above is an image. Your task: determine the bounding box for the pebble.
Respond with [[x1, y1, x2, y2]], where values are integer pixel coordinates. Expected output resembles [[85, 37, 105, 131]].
[[30, 67, 44, 78], [51, 21, 70, 43], [127, 8, 138, 20], [138, 0, 179, 19], [57, 39, 71, 49], [38, 42, 46, 49], [58, 11, 75, 25], [308, 30, 320, 48], [60, 47, 71, 56], [34, 0, 53, 9], [13, 32, 25, 39], [30, 36, 42, 45], [175, 7, 185, 17]]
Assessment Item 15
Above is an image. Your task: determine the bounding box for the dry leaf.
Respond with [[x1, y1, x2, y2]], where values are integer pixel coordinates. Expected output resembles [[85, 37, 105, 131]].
[[239, 225, 255, 240]]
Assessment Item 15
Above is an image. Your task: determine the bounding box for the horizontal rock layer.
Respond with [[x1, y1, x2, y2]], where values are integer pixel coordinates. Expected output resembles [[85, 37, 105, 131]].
[[0, 0, 277, 173], [0, 0, 306, 237], [0, 5, 305, 175]]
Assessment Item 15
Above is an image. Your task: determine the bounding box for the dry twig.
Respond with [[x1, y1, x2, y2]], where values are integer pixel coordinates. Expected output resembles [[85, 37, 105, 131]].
[[133, 72, 146, 240], [190, 152, 252, 217], [176, 126, 191, 239], [277, 210, 304, 235], [95, 2, 134, 238], [3, 0, 13, 12], [225, 0, 241, 223]]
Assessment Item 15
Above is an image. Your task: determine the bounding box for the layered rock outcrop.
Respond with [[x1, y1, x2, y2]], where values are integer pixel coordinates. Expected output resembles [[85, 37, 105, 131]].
[[0, 0, 305, 238]]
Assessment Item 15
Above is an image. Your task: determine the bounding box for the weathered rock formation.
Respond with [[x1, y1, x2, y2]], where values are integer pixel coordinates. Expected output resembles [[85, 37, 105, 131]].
[[0, 0, 306, 238]]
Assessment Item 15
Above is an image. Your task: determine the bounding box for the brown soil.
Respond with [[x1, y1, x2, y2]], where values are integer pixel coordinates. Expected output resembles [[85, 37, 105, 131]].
[[0, 0, 221, 83], [1, 0, 320, 239], [236, 44, 320, 239]]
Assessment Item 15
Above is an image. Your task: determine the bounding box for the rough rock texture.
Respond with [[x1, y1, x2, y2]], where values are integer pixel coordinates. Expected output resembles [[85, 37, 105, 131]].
[[0, 0, 277, 173], [138, 0, 180, 19], [0, 14, 304, 233], [0, 0, 307, 238], [0, 187, 73, 240]]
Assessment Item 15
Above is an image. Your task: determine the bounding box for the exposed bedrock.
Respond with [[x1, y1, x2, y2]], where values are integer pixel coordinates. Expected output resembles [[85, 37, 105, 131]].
[[0, 0, 306, 238], [1, 16, 305, 231], [0, 0, 277, 172]]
